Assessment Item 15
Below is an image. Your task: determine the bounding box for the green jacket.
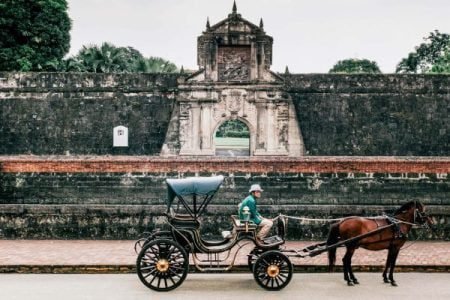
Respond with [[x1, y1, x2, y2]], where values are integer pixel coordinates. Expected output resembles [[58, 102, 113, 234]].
[[238, 195, 262, 225]]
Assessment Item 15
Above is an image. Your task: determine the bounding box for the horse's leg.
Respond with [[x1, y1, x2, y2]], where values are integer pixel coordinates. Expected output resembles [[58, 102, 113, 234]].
[[342, 247, 355, 286], [382, 247, 394, 283], [388, 247, 400, 287], [346, 247, 359, 284]]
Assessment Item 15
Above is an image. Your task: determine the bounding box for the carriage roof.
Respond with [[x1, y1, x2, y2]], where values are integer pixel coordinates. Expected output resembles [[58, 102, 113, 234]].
[[166, 175, 224, 217]]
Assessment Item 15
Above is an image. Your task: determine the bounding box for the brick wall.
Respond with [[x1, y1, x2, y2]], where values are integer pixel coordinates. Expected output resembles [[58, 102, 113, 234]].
[[1, 156, 448, 240]]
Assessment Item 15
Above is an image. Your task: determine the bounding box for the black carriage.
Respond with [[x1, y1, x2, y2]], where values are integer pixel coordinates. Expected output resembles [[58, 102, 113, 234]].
[[135, 175, 292, 291]]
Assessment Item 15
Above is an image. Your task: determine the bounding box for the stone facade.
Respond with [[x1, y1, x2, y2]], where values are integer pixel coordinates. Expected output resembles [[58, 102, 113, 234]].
[[163, 5, 305, 156], [286, 74, 450, 156], [0, 156, 448, 239], [0, 73, 177, 155], [0, 4, 449, 242]]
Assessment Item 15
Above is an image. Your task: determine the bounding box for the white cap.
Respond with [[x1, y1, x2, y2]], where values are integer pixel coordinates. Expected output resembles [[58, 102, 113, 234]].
[[249, 184, 264, 193]]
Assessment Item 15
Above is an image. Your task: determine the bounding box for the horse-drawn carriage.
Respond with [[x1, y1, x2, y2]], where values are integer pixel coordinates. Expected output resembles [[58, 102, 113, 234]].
[[135, 176, 432, 291], [135, 175, 292, 291]]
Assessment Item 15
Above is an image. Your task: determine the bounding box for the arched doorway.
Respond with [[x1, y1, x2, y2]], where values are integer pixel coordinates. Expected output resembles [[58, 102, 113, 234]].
[[214, 119, 250, 156]]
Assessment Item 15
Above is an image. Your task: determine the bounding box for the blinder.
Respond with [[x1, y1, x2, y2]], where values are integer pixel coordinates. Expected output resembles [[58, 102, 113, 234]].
[[414, 208, 429, 225]]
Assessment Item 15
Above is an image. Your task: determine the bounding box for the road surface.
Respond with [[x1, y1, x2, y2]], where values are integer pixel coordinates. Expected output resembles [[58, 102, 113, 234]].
[[0, 273, 449, 300]]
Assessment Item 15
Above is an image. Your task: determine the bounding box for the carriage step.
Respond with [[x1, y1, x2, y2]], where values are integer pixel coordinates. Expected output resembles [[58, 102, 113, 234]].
[[263, 235, 283, 244], [195, 267, 232, 272]]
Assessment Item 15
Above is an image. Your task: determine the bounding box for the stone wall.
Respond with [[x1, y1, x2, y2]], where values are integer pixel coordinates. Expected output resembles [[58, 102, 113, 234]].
[[1, 73, 449, 156], [0, 72, 449, 241], [0, 73, 177, 155], [1, 156, 448, 240], [286, 74, 450, 156]]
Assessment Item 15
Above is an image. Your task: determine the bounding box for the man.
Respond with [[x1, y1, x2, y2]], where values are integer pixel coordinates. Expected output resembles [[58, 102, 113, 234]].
[[238, 184, 273, 241]]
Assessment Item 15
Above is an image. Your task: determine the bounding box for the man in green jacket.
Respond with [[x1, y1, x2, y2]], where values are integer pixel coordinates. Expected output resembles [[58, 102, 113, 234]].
[[238, 184, 273, 241]]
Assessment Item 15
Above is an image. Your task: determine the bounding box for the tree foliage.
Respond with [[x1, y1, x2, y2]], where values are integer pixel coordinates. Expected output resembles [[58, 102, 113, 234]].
[[62, 42, 178, 73], [216, 120, 250, 138], [396, 30, 450, 74], [74, 42, 136, 73], [141, 57, 178, 73], [0, 0, 71, 71], [329, 58, 381, 74], [430, 49, 450, 73]]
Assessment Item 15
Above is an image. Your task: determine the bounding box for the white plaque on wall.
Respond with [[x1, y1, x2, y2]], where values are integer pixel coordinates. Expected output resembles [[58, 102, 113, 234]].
[[113, 126, 128, 147]]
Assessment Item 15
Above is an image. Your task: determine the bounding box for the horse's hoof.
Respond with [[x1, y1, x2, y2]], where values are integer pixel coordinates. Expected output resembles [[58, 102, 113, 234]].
[[347, 281, 354, 286], [352, 280, 360, 285], [391, 281, 398, 287]]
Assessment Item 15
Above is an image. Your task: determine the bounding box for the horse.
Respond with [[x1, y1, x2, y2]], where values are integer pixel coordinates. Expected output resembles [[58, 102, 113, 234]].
[[327, 201, 433, 286]]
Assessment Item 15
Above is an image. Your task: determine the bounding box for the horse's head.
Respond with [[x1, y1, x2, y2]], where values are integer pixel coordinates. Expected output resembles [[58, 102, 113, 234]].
[[413, 202, 433, 227], [395, 201, 433, 226]]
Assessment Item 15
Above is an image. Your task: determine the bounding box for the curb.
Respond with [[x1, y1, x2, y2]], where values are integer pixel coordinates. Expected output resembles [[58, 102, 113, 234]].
[[1, 265, 449, 274]]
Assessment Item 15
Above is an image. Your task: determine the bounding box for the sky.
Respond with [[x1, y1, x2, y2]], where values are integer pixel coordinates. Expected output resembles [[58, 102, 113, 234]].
[[67, 0, 450, 73]]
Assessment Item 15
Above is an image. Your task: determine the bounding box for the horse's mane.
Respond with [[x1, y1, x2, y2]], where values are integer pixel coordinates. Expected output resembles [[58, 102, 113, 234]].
[[394, 201, 421, 215]]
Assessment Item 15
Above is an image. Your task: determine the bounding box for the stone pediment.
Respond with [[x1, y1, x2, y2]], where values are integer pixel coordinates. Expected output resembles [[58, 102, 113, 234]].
[[194, 2, 277, 83], [208, 14, 263, 35]]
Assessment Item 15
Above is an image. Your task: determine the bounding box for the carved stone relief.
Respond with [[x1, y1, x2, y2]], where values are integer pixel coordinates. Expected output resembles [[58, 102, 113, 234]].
[[218, 47, 251, 81]]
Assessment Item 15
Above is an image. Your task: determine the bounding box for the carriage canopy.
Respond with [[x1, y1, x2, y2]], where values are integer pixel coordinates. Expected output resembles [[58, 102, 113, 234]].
[[166, 175, 224, 218]]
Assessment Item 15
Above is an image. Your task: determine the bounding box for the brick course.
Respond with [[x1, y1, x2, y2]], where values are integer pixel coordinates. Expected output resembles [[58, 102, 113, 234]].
[[0, 156, 448, 240]]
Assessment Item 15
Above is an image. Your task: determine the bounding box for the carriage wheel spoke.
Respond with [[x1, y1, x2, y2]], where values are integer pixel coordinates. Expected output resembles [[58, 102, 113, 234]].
[[253, 251, 292, 291], [143, 268, 157, 279], [137, 239, 188, 291]]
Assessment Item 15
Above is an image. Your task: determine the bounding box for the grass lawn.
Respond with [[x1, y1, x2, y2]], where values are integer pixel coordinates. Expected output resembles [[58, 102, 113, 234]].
[[215, 137, 249, 149]]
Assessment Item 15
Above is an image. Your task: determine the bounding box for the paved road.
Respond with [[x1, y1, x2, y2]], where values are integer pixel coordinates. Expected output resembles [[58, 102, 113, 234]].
[[216, 148, 250, 156], [0, 273, 449, 300]]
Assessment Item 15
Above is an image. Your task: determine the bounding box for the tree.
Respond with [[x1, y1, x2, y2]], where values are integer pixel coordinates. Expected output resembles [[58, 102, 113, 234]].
[[70, 43, 178, 73], [396, 30, 450, 73], [75, 42, 134, 73], [0, 0, 71, 71], [215, 120, 250, 138], [329, 58, 381, 74], [430, 49, 450, 73], [138, 57, 178, 73]]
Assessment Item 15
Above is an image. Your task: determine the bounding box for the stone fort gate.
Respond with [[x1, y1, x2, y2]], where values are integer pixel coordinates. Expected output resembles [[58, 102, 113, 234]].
[[162, 4, 305, 156]]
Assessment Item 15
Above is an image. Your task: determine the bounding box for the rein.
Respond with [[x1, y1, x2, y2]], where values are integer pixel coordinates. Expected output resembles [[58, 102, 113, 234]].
[[277, 214, 425, 227]]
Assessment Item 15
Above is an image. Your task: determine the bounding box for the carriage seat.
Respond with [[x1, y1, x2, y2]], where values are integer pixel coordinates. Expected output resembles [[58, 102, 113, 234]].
[[219, 216, 257, 240], [231, 215, 257, 231], [166, 208, 200, 229]]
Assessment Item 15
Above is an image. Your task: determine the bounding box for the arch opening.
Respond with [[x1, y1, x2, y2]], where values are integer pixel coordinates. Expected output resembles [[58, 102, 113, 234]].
[[214, 119, 250, 156]]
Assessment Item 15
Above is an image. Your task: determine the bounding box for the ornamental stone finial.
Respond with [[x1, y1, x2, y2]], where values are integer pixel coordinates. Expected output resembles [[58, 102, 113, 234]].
[[232, 0, 237, 14], [259, 18, 264, 29], [206, 17, 210, 30]]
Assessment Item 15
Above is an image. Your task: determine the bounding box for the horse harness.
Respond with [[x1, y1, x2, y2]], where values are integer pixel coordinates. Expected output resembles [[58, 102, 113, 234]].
[[366, 216, 406, 247], [385, 216, 406, 240]]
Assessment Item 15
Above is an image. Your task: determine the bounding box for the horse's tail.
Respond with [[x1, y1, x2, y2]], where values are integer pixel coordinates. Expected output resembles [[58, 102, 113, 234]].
[[327, 222, 340, 272]]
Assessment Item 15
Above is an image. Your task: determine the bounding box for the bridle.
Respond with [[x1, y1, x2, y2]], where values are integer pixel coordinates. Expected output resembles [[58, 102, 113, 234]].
[[414, 207, 429, 225], [394, 202, 430, 228]]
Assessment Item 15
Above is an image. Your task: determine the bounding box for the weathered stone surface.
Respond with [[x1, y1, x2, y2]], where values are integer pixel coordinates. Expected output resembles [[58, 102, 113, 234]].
[[285, 74, 450, 156], [0, 159, 448, 240], [1, 73, 448, 156], [0, 72, 177, 155]]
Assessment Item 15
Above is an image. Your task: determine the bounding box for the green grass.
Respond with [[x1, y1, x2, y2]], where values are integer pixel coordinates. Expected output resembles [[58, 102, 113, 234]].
[[215, 137, 249, 149]]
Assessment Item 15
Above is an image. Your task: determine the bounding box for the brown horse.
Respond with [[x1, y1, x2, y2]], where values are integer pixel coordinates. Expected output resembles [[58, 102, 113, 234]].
[[327, 201, 433, 286]]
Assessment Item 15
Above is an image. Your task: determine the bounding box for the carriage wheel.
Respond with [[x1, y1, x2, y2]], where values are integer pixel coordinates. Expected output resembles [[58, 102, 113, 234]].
[[253, 251, 293, 291], [136, 239, 189, 291], [247, 247, 264, 272], [134, 236, 153, 254]]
